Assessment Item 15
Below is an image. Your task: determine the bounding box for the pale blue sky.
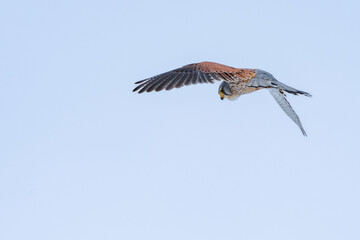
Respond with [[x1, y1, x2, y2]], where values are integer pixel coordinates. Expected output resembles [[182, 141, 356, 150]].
[[1, 0, 360, 239]]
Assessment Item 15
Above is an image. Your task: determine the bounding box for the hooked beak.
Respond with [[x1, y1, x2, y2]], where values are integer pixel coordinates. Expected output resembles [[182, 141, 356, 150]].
[[220, 93, 225, 100]]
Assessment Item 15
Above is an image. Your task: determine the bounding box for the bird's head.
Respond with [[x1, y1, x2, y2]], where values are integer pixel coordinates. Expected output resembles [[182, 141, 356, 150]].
[[218, 81, 231, 100]]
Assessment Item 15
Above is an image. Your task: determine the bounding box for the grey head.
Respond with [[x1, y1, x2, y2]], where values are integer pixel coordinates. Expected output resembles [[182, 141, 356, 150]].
[[218, 81, 232, 100]]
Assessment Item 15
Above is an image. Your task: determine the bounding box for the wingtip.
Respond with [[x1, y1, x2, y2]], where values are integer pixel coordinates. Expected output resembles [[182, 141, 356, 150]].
[[133, 83, 146, 93], [132, 87, 145, 94], [300, 126, 308, 137], [132, 87, 139, 93], [135, 79, 147, 84]]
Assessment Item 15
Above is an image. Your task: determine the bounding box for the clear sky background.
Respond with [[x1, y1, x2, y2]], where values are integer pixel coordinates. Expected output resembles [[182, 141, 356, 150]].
[[1, 0, 359, 239]]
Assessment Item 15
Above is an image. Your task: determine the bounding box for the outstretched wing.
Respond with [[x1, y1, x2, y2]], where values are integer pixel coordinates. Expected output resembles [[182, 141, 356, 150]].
[[248, 70, 312, 97], [269, 88, 307, 136], [133, 62, 255, 93]]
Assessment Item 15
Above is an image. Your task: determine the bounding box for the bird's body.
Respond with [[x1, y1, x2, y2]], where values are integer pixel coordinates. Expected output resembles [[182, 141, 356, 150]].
[[133, 61, 311, 136]]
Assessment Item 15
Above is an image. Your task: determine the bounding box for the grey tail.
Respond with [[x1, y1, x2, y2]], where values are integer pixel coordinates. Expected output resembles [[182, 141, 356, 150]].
[[274, 81, 312, 97]]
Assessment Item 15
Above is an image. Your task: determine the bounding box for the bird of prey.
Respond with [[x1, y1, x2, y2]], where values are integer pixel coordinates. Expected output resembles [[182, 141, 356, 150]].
[[133, 61, 311, 136]]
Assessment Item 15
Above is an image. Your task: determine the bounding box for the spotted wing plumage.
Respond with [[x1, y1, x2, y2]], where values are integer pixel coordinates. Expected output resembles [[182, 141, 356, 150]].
[[269, 88, 307, 136], [133, 62, 253, 93]]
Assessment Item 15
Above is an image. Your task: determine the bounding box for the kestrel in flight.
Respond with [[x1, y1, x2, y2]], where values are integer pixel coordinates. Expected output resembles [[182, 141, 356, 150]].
[[133, 61, 311, 136]]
